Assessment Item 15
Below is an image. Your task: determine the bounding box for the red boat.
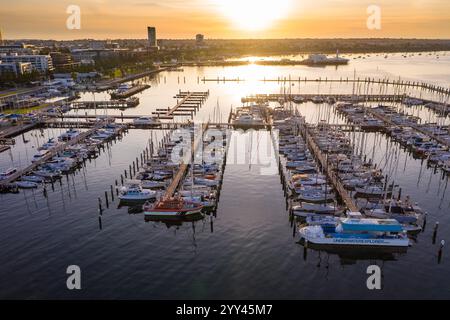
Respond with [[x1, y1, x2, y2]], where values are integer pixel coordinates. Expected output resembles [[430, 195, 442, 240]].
[[143, 197, 203, 217]]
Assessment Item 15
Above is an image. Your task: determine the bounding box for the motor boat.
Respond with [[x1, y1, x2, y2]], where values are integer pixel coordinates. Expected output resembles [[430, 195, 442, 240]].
[[31, 150, 50, 163], [143, 197, 203, 217], [299, 216, 410, 247], [133, 117, 161, 126], [118, 182, 158, 201], [0, 168, 17, 181], [58, 129, 81, 141], [15, 181, 39, 189]]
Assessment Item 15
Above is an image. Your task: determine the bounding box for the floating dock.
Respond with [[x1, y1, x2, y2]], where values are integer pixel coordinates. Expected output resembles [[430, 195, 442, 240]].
[[152, 91, 209, 119]]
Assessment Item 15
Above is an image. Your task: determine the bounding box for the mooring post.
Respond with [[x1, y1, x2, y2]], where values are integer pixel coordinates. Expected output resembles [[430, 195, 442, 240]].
[[433, 222, 439, 244], [98, 197, 103, 214], [438, 240, 445, 263]]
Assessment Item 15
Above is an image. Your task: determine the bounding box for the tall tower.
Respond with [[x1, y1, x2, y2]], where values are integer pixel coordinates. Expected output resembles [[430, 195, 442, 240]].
[[147, 27, 157, 47], [0, 28, 3, 46]]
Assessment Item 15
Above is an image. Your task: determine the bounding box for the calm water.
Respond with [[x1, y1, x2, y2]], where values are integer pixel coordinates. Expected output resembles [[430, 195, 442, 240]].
[[1, 54, 450, 299]]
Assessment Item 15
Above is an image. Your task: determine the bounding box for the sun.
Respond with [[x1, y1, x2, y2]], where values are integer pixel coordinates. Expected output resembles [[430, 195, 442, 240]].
[[216, 0, 292, 31]]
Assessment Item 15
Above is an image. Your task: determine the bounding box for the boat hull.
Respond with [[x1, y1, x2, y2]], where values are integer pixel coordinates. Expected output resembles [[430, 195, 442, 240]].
[[144, 207, 203, 217], [299, 233, 409, 247]]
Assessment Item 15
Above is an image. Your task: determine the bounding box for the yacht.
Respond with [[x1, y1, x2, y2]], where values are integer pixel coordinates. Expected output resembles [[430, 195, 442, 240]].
[[118, 181, 157, 201], [58, 129, 81, 141], [0, 168, 17, 181], [143, 197, 203, 217], [299, 216, 410, 247], [31, 150, 50, 163], [133, 116, 161, 126]]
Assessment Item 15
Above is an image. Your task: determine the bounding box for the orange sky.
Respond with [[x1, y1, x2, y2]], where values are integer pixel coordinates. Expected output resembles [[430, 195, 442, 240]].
[[0, 0, 449, 39]]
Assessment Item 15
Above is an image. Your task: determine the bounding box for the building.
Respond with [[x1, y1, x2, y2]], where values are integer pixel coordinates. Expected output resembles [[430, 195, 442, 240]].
[[196, 34, 204, 46], [147, 27, 158, 50], [0, 54, 53, 72], [50, 52, 80, 70], [0, 61, 33, 76], [0, 43, 38, 55]]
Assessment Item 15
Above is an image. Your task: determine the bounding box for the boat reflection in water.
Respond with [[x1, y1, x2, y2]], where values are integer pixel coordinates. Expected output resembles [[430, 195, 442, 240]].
[[144, 211, 205, 228], [297, 237, 407, 265]]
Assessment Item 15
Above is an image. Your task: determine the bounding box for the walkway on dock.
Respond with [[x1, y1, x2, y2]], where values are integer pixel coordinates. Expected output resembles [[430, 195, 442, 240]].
[[164, 122, 210, 199], [365, 107, 450, 148], [203, 77, 450, 96], [299, 122, 359, 211], [152, 91, 209, 119]]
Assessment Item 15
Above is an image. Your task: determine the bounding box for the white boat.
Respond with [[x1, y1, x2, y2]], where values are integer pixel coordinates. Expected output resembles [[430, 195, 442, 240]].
[[116, 83, 132, 93], [194, 177, 219, 187], [133, 117, 161, 126], [118, 184, 157, 201], [16, 181, 39, 189], [21, 175, 45, 183], [39, 138, 59, 150], [141, 180, 167, 189], [293, 202, 342, 217], [31, 150, 50, 163], [299, 217, 410, 247], [233, 113, 264, 126], [297, 191, 336, 203], [355, 185, 386, 196], [0, 168, 17, 180], [59, 129, 81, 141], [33, 169, 61, 179]]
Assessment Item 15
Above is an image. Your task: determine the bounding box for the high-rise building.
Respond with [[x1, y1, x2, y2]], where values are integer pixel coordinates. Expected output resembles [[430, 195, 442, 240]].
[[196, 34, 204, 46], [147, 27, 157, 48]]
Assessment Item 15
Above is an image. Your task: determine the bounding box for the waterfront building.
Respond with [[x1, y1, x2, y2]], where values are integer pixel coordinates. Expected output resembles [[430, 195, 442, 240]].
[[0, 61, 33, 75], [50, 52, 80, 70], [0, 54, 53, 72]]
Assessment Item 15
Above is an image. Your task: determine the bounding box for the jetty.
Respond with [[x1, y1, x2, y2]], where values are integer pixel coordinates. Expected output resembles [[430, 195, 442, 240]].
[[163, 122, 210, 199], [365, 107, 450, 149], [297, 121, 359, 211], [152, 91, 209, 119], [202, 77, 450, 96]]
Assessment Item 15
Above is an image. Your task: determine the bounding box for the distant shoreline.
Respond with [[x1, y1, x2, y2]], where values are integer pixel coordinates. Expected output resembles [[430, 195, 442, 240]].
[[5, 38, 449, 56]]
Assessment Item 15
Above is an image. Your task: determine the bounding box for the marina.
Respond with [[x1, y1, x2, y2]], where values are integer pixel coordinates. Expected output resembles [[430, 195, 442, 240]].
[[1, 53, 450, 299]]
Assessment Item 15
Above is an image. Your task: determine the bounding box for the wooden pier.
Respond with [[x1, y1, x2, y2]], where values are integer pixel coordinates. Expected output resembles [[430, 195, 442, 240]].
[[0, 122, 40, 139], [365, 107, 450, 149], [202, 76, 450, 96], [152, 91, 209, 119], [164, 122, 210, 199], [298, 121, 359, 211]]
